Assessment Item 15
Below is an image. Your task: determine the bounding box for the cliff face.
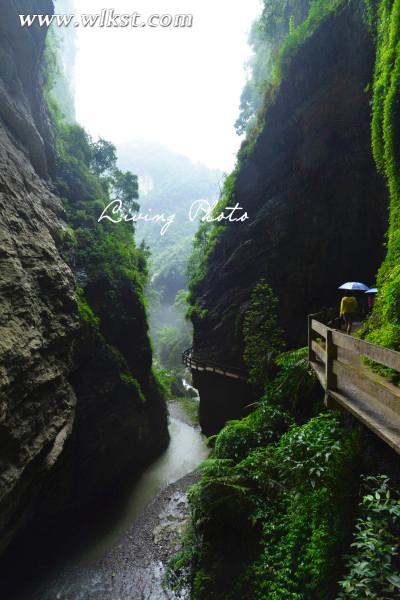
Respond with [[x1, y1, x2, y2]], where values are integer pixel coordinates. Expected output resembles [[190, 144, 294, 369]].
[[0, 1, 168, 554], [0, 1, 55, 177], [0, 0, 78, 553], [191, 4, 387, 431]]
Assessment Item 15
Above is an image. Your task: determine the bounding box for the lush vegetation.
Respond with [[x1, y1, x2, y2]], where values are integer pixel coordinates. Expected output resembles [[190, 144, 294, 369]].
[[188, 0, 400, 353], [235, 0, 311, 135], [187, 170, 238, 309], [178, 2, 400, 597], [167, 352, 400, 599], [338, 475, 400, 598], [166, 354, 355, 598], [47, 2, 400, 596], [242, 281, 285, 387], [43, 33, 155, 404], [361, 0, 400, 352]]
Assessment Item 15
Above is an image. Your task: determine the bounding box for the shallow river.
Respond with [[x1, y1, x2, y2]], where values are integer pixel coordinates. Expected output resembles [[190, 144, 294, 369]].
[[77, 415, 208, 564], [2, 409, 208, 599]]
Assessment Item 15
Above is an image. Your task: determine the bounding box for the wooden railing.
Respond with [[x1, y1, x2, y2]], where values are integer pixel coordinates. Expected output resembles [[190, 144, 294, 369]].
[[308, 315, 400, 453], [182, 347, 248, 381]]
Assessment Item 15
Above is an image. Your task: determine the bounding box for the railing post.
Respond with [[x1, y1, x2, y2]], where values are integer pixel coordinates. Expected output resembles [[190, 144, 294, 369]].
[[325, 329, 338, 408], [308, 315, 316, 362]]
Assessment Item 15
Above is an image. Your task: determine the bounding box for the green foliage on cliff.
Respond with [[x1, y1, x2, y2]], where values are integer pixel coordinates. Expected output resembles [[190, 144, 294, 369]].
[[242, 281, 284, 386], [235, 0, 311, 135], [188, 0, 349, 306], [53, 120, 149, 311], [236, 0, 349, 136], [277, 0, 347, 74], [120, 372, 146, 404], [75, 287, 100, 329], [166, 356, 365, 599], [362, 0, 400, 352], [43, 34, 148, 308], [43, 28, 76, 124], [42, 36, 159, 406], [186, 171, 239, 325]]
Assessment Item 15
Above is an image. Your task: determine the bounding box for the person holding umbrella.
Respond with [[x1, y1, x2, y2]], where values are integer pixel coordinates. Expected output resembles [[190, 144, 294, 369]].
[[365, 288, 378, 312], [338, 282, 368, 334], [340, 295, 358, 334]]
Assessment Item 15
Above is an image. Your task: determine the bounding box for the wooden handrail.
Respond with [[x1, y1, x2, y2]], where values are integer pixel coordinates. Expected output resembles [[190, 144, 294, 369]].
[[182, 347, 248, 381], [308, 316, 400, 453], [310, 319, 400, 372], [332, 330, 400, 372]]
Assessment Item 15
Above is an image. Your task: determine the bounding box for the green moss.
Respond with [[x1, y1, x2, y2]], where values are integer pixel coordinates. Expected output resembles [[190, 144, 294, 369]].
[[120, 372, 146, 403], [365, 0, 400, 350], [76, 287, 100, 329], [187, 170, 239, 297], [277, 0, 348, 77]]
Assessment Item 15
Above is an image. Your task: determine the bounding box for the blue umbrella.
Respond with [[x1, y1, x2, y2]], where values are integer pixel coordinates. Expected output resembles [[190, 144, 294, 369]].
[[365, 288, 378, 294], [339, 282, 369, 291]]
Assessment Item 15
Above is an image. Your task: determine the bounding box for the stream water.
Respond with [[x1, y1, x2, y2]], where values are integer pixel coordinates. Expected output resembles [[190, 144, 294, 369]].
[[76, 414, 208, 564], [1, 402, 208, 600]]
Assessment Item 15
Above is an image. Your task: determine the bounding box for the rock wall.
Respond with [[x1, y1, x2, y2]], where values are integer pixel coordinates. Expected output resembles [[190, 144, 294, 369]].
[[0, 1, 168, 555], [192, 371, 253, 436], [191, 4, 387, 431], [0, 0, 78, 554]]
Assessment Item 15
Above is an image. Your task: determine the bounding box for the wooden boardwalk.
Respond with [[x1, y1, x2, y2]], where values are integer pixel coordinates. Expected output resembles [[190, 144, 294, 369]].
[[309, 315, 400, 453], [182, 348, 248, 381]]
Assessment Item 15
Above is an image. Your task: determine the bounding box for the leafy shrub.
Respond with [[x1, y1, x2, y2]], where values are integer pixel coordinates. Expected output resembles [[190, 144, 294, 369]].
[[166, 354, 364, 599], [244, 414, 361, 599], [242, 280, 285, 386], [338, 475, 400, 599], [214, 403, 291, 461]]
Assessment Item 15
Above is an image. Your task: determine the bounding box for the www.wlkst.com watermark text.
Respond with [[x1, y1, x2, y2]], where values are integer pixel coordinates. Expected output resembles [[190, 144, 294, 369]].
[[19, 10, 194, 29]]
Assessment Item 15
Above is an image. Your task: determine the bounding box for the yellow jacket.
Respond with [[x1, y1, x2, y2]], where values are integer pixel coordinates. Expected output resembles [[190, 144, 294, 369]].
[[340, 296, 358, 316]]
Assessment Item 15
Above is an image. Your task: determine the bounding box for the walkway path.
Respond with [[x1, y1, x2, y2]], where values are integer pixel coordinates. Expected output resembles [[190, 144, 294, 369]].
[[309, 315, 400, 453], [182, 347, 247, 381]]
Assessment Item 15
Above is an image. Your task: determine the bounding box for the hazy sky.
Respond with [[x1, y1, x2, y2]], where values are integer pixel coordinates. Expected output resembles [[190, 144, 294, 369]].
[[72, 0, 261, 171]]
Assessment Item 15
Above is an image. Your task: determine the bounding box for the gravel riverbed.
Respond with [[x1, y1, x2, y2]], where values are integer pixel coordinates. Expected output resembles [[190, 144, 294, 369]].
[[22, 471, 198, 600], [12, 401, 202, 600]]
